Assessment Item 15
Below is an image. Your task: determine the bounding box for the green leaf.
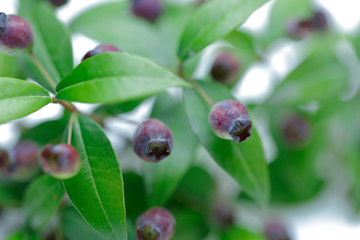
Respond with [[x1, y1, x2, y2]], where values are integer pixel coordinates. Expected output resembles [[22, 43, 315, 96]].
[[23, 175, 64, 230], [0, 180, 27, 207], [61, 207, 105, 240], [0, 52, 25, 79], [221, 227, 265, 240], [63, 115, 127, 240], [70, 2, 192, 68], [0, 78, 51, 124], [178, 0, 268, 60], [184, 81, 269, 205], [18, 0, 73, 91], [55, 52, 190, 104], [5, 232, 40, 240], [142, 93, 198, 206], [93, 99, 145, 117]]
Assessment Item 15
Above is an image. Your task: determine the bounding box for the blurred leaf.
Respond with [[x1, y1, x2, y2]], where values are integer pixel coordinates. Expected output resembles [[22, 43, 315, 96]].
[[5, 232, 40, 240], [184, 81, 269, 205], [126, 220, 137, 240], [0, 52, 24, 79], [0, 180, 27, 207], [70, 2, 192, 67], [63, 115, 127, 240], [93, 99, 145, 117], [55, 52, 190, 104], [178, 0, 268, 60], [123, 172, 147, 221], [61, 207, 105, 240], [24, 175, 64, 230], [18, 0, 73, 92], [221, 227, 265, 240], [0, 78, 51, 124], [142, 93, 198, 206]]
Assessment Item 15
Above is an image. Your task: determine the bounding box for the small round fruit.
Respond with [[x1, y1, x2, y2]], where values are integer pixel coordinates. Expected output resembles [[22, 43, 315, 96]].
[[212, 202, 235, 229], [133, 119, 173, 163], [0, 150, 12, 177], [286, 19, 313, 40], [208, 99, 252, 143], [131, 0, 164, 22], [81, 44, 120, 62], [280, 115, 310, 147], [40, 144, 81, 179], [211, 52, 240, 83], [312, 11, 327, 31], [0, 13, 33, 53], [136, 207, 175, 240], [11, 140, 39, 181], [264, 221, 291, 240], [49, 0, 68, 7]]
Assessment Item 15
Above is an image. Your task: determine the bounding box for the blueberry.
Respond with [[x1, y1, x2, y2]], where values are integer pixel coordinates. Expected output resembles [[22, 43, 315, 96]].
[[40, 144, 81, 179], [136, 207, 175, 240], [11, 140, 39, 181], [286, 19, 313, 40], [131, 0, 164, 22], [280, 115, 310, 147], [312, 11, 327, 31], [0, 13, 33, 54], [133, 119, 173, 163], [81, 44, 121, 62], [211, 52, 240, 83], [208, 99, 252, 143], [264, 221, 291, 240], [49, 0, 68, 7]]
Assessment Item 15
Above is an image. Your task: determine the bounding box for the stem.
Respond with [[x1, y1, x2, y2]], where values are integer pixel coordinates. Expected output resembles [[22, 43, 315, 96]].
[[29, 51, 57, 90], [67, 113, 76, 144]]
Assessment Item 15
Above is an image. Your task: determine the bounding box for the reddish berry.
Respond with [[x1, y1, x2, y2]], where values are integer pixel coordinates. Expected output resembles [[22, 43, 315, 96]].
[[209, 99, 252, 143], [10, 141, 39, 181], [0, 150, 12, 177], [286, 19, 313, 40], [280, 115, 310, 147], [136, 207, 175, 240], [49, 0, 68, 7], [40, 144, 81, 179], [131, 0, 164, 22], [264, 221, 291, 240], [0, 13, 33, 53], [133, 119, 173, 163], [81, 44, 121, 62], [312, 11, 327, 31], [211, 53, 240, 83]]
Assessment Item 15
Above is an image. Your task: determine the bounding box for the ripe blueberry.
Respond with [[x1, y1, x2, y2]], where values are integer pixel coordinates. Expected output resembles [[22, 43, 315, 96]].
[[49, 0, 68, 7], [264, 221, 291, 240], [133, 119, 173, 163], [312, 11, 327, 31], [211, 52, 240, 83], [280, 115, 310, 147], [136, 207, 175, 240], [81, 44, 121, 62], [40, 144, 81, 179], [0, 149, 12, 177], [0, 13, 33, 53], [11, 140, 39, 181], [131, 0, 164, 22], [286, 19, 313, 40], [208, 99, 252, 143]]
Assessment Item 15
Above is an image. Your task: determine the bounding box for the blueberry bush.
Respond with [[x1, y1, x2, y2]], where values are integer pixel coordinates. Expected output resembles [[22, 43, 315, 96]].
[[0, 0, 359, 239]]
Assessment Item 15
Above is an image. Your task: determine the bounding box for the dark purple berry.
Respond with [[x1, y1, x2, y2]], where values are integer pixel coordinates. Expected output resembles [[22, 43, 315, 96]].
[[280, 115, 310, 147], [264, 221, 291, 240], [49, 0, 68, 7], [0, 13, 33, 53], [209, 99, 252, 143], [81, 44, 121, 62], [212, 202, 235, 229], [136, 207, 175, 240], [40, 144, 81, 179], [286, 19, 313, 40], [312, 11, 327, 31], [133, 119, 173, 163], [211, 53, 240, 83], [0, 149, 12, 177], [131, 0, 164, 22], [196, 0, 208, 6], [10, 140, 39, 181]]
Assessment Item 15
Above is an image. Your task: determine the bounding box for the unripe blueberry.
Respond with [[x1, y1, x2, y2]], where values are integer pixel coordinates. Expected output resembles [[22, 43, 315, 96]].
[[40, 144, 81, 179], [312, 11, 327, 31], [0, 150, 12, 177], [286, 19, 313, 40], [280, 115, 310, 147], [131, 0, 164, 22], [81, 44, 121, 62], [0, 13, 33, 53], [10, 140, 39, 181], [211, 53, 240, 83], [264, 221, 291, 240], [49, 0, 68, 7], [136, 207, 175, 240], [208, 99, 252, 143], [133, 119, 173, 163]]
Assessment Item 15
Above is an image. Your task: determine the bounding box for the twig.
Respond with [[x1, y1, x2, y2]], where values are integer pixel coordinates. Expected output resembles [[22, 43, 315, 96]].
[[29, 51, 57, 90]]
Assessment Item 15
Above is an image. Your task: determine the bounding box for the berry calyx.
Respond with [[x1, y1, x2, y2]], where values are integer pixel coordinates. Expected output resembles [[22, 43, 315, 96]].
[[136, 207, 175, 240], [211, 52, 240, 83], [131, 0, 164, 22], [40, 144, 81, 179], [0, 13, 33, 54], [81, 44, 121, 62], [133, 119, 173, 163], [208, 99, 252, 143]]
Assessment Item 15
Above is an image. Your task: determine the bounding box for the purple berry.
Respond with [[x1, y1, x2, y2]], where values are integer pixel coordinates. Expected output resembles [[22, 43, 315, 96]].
[[0, 13, 33, 53], [312, 11, 327, 31], [286, 19, 313, 40], [264, 221, 291, 240], [208, 99, 252, 143], [131, 0, 164, 22], [211, 53, 240, 83], [133, 119, 173, 163], [81, 44, 121, 62], [0, 150, 12, 177], [49, 0, 68, 7], [280, 115, 310, 147], [10, 140, 39, 180], [40, 144, 81, 179], [136, 207, 175, 240]]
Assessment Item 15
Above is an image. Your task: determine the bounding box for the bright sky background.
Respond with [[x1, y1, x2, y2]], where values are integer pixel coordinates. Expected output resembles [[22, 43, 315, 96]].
[[1, 0, 360, 239]]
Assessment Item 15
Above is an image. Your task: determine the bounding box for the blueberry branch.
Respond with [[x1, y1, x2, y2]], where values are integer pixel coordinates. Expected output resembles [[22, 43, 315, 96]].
[[29, 51, 57, 90]]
